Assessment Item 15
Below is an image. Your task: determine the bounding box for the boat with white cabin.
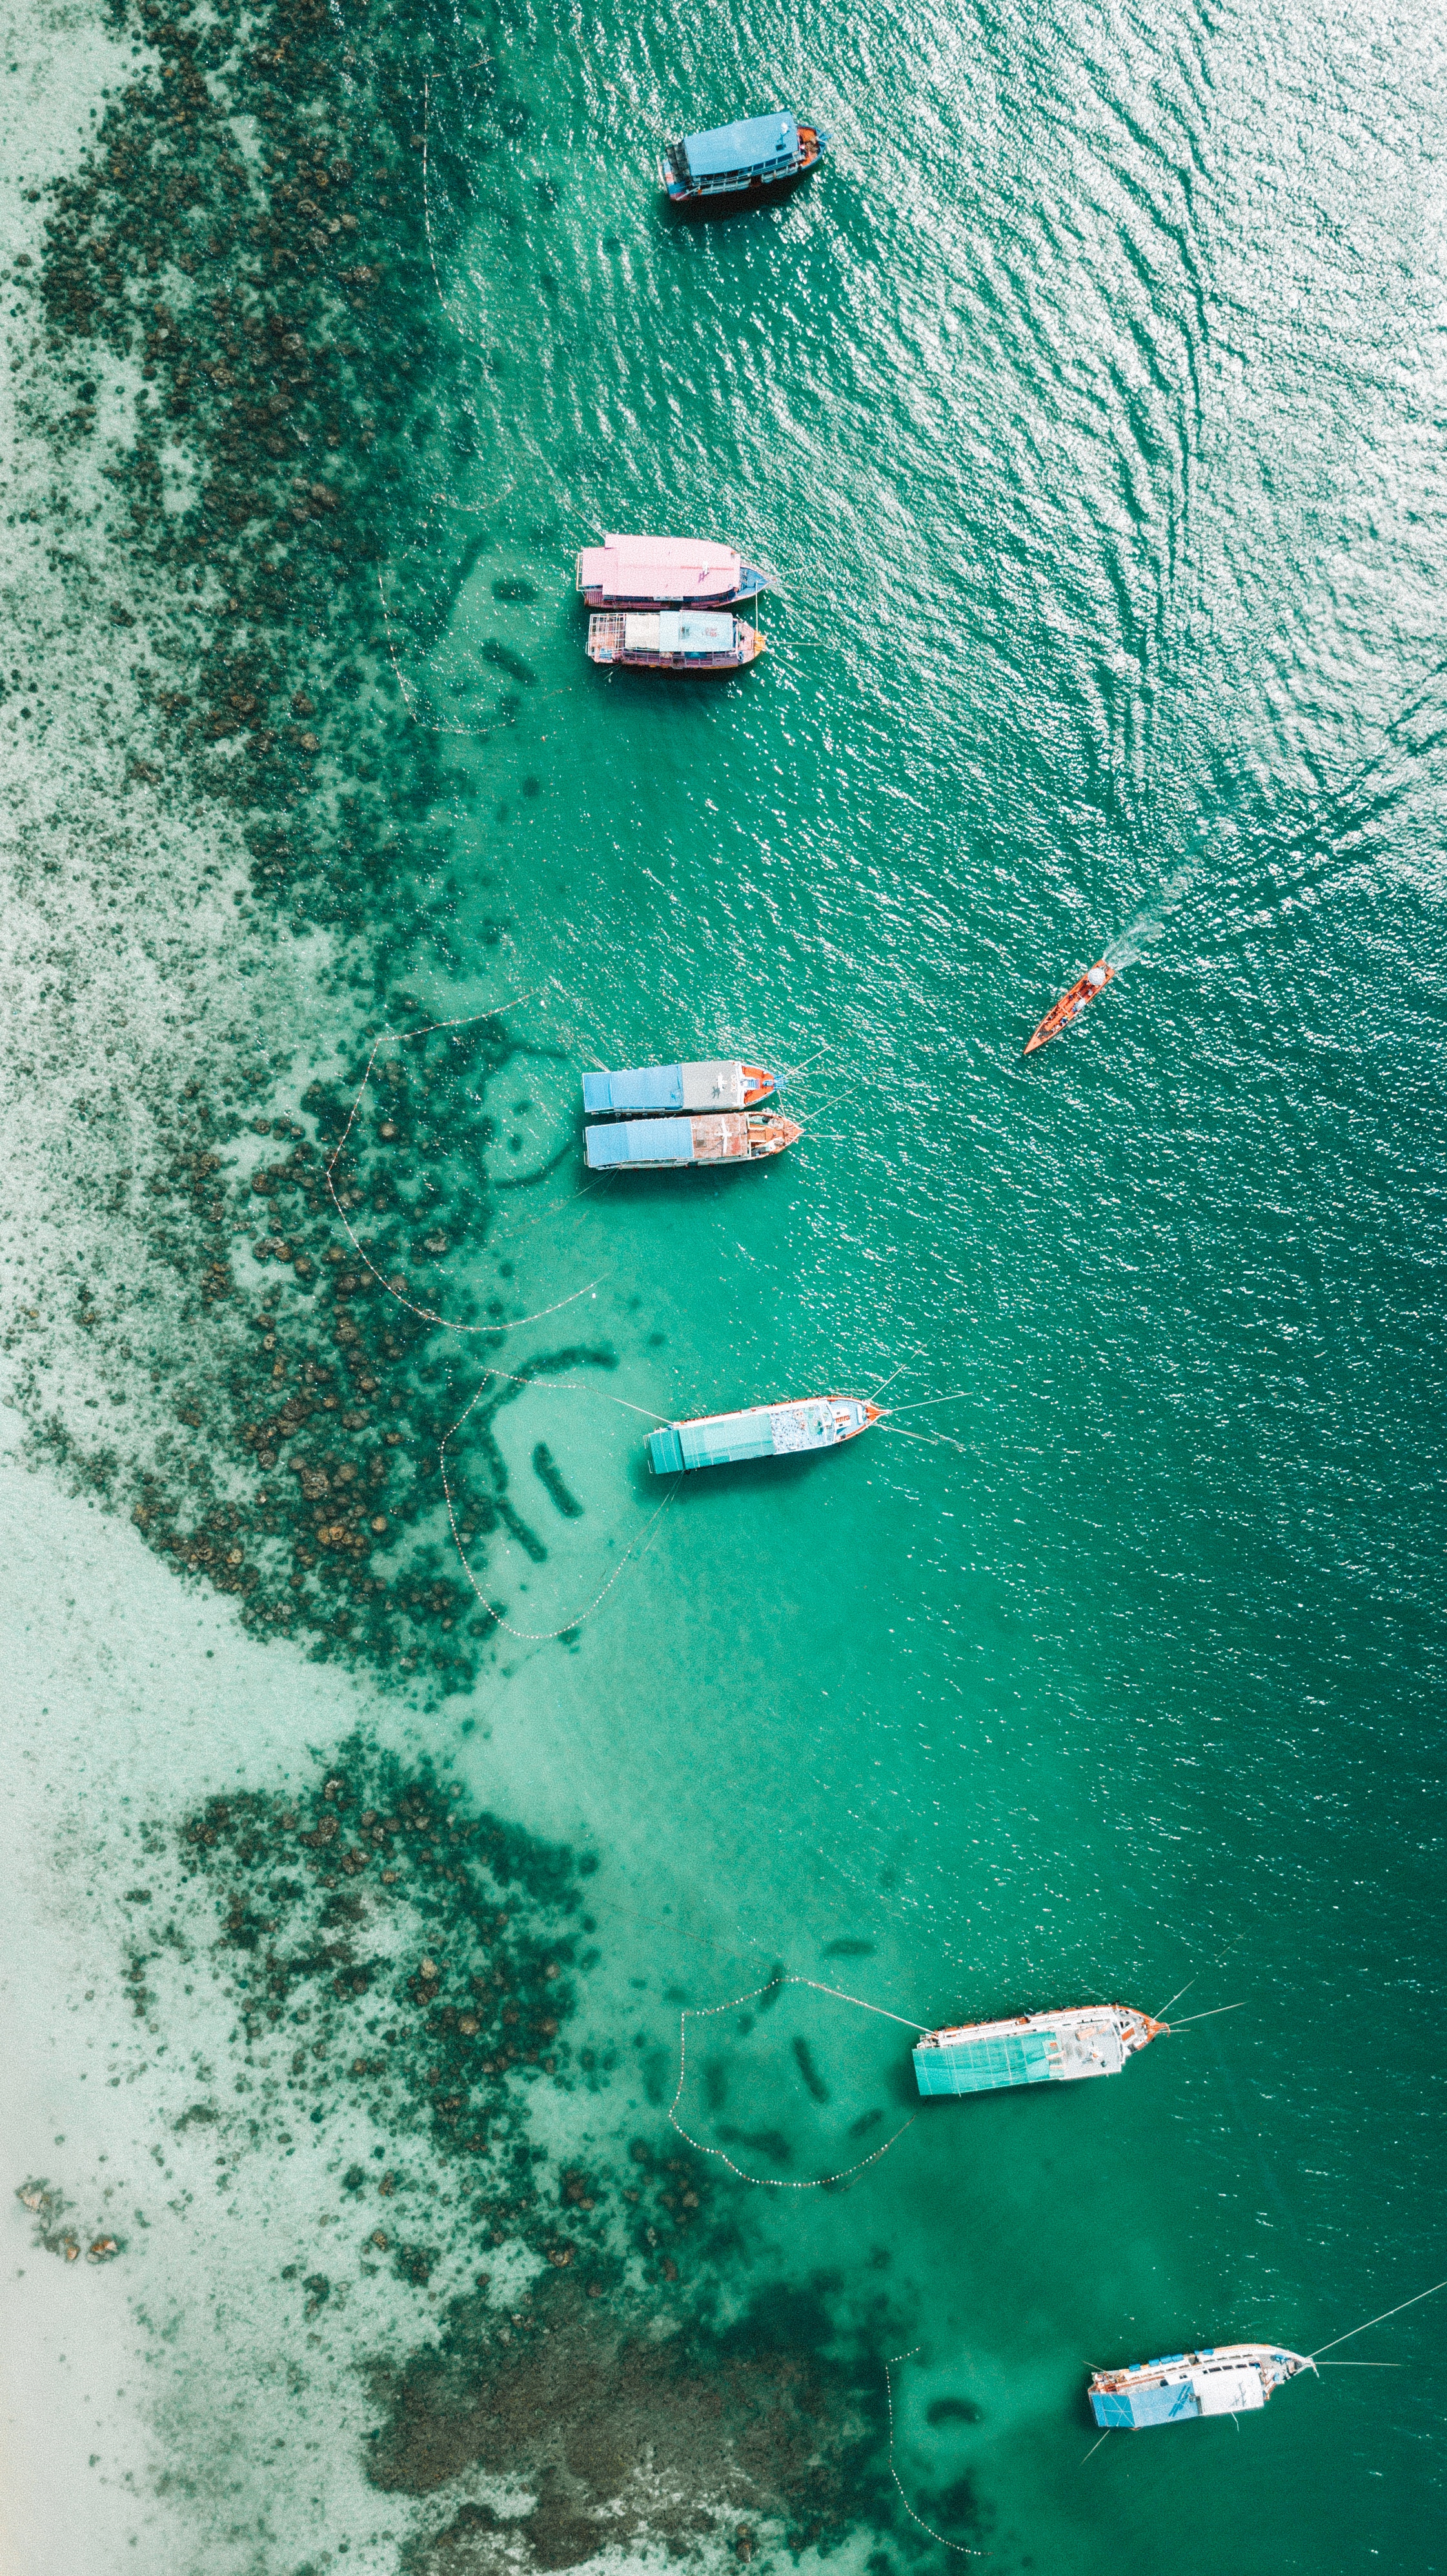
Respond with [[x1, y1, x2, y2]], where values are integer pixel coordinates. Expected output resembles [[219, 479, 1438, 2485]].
[[1089, 2344, 1314, 2430], [659, 112, 831, 207], [582, 1060, 775, 1117], [587, 609, 764, 672]]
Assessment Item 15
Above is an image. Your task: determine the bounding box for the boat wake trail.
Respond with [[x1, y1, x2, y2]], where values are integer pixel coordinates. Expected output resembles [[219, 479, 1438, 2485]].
[[1107, 861, 1200, 967]]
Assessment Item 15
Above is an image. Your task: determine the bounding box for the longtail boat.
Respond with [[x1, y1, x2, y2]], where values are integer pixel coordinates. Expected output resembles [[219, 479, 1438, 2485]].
[[660, 112, 830, 208], [647, 1393, 880, 1476], [1089, 2344, 1314, 2431], [1024, 960, 1115, 1054], [585, 1112, 799, 1171], [913, 2005, 1164, 2097], [582, 1060, 774, 1116], [587, 609, 764, 673], [576, 534, 771, 610]]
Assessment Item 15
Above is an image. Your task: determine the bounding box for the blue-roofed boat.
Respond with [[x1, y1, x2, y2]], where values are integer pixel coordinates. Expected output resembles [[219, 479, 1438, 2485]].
[[1089, 2345, 1313, 2431], [913, 2005, 1164, 2098], [583, 1060, 775, 1117], [587, 609, 764, 672], [585, 1112, 800, 1172], [660, 111, 831, 207], [647, 1393, 881, 1476]]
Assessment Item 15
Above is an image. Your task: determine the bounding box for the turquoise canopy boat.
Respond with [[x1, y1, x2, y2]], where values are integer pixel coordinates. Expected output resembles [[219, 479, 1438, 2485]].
[[585, 1112, 798, 1171], [913, 2005, 1163, 2097], [647, 1393, 880, 1475]]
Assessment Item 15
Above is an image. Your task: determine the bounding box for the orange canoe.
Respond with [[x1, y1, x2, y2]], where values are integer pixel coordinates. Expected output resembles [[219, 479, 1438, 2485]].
[[1024, 960, 1115, 1054]]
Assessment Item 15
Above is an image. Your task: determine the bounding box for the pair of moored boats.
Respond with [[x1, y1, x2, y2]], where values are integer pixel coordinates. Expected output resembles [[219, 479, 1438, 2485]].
[[911, 2002, 1315, 2431], [581, 1054, 796, 1172], [578, 535, 767, 674]]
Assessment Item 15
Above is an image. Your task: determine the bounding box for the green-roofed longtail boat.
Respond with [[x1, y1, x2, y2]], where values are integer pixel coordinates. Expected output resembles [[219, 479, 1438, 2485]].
[[646, 1394, 881, 1476]]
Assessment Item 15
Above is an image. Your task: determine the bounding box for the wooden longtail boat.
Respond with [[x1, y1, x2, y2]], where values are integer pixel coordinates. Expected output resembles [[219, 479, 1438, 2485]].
[[913, 2005, 1164, 2097], [1024, 960, 1115, 1053], [647, 1394, 881, 1475], [576, 534, 771, 610], [585, 1112, 799, 1171], [582, 1061, 775, 1116], [659, 112, 830, 208], [1089, 2344, 1314, 2430], [587, 609, 764, 673]]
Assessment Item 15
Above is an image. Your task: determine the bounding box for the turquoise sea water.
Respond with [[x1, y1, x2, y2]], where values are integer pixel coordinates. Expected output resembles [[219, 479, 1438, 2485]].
[[5, 0, 1447, 2566]]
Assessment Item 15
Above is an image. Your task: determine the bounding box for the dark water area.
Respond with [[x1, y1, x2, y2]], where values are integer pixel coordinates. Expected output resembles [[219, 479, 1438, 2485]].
[[4, 0, 1446, 2566]]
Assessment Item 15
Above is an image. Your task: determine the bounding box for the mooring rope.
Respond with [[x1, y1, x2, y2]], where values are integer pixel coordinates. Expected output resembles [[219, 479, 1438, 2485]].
[[667, 1973, 924, 2189], [439, 1369, 679, 1641], [322, 999, 604, 1337], [1311, 2277, 1447, 2360], [884, 2349, 990, 2555]]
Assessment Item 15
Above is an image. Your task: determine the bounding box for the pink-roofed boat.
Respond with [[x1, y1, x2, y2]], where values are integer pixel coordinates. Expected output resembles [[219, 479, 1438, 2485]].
[[576, 532, 771, 611]]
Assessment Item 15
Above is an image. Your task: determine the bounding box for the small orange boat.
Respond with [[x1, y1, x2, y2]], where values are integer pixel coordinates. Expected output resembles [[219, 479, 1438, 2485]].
[[1024, 960, 1115, 1054]]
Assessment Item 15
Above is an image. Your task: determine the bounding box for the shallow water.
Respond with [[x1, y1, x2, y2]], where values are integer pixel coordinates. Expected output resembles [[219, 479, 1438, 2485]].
[[4, 0, 1446, 2566]]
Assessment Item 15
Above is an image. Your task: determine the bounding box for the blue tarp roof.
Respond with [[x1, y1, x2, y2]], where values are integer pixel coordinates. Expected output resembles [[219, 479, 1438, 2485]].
[[583, 1065, 683, 1115], [682, 114, 798, 177], [585, 1118, 693, 1169]]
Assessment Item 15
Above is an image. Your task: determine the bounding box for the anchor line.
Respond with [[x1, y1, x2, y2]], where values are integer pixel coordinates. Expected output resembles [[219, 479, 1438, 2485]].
[[667, 1973, 927, 2191], [883, 2350, 990, 2557], [440, 1373, 679, 1642], [1311, 2277, 1447, 2360], [321, 1000, 605, 1338]]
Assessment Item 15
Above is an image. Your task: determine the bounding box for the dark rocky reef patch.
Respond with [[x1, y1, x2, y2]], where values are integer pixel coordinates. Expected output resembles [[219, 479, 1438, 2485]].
[[149, 1735, 591, 2181], [31, 1013, 602, 1691], [17, 0, 569, 1698], [372, 2272, 906, 2573]]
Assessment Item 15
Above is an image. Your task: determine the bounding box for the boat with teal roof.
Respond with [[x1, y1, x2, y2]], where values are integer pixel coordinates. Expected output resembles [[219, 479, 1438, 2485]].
[[585, 1112, 799, 1171], [913, 2004, 1164, 2097], [647, 1394, 880, 1475]]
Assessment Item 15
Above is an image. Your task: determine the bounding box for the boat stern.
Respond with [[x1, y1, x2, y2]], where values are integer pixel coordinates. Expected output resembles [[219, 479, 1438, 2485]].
[[646, 1424, 685, 1474]]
